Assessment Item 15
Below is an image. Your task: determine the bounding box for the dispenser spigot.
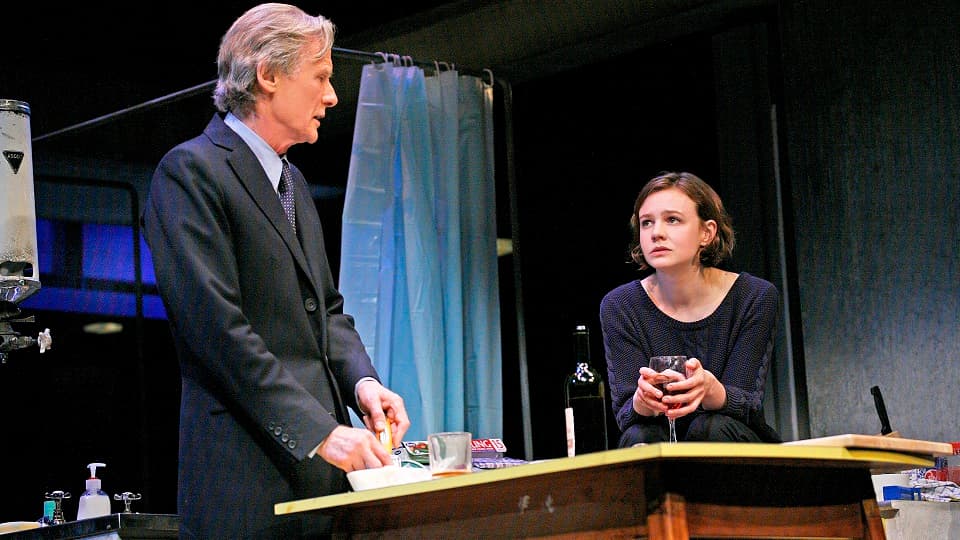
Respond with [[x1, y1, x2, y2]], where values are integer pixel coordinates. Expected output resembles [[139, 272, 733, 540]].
[[0, 299, 52, 363], [113, 492, 142, 513]]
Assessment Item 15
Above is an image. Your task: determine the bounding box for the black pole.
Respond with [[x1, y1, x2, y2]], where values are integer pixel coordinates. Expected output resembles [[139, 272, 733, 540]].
[[35, 176, 149, 506]]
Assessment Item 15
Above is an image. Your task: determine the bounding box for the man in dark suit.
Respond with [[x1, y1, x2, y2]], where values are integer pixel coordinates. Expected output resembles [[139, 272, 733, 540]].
[[142, 4, 410, 538]]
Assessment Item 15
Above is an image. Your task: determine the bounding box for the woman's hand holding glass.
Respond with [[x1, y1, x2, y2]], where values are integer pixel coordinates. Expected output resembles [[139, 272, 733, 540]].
[[637, 357, 714, 442]]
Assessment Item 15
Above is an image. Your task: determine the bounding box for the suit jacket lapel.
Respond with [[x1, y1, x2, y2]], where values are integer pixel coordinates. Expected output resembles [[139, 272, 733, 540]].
[[206, 116, 315, 292]]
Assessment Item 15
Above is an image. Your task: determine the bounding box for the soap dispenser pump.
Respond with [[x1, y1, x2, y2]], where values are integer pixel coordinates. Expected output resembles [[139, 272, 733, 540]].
[[77, 462, 111, 520]]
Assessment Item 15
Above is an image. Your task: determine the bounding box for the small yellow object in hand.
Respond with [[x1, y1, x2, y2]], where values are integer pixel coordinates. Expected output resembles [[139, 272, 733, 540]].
[[377, 420, 394, 452]]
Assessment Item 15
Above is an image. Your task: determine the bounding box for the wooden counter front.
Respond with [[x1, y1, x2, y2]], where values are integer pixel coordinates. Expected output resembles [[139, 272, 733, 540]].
[[276, 442, 934, 539]]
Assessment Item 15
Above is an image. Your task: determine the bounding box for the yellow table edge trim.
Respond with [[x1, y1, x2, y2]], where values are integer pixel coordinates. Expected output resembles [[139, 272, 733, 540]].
[[275, 442, 934, 515]]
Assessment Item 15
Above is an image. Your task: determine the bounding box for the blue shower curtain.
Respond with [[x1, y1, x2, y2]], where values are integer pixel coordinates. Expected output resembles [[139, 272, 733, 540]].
[[339, 61, 501, 441]]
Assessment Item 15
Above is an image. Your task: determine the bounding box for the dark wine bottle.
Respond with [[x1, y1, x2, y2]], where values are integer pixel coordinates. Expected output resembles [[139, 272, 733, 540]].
[[564, 324, 608, 455]]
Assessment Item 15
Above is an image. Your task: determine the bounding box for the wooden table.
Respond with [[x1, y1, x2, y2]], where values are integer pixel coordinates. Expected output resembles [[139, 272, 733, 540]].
[[276, 442, 935, 539]]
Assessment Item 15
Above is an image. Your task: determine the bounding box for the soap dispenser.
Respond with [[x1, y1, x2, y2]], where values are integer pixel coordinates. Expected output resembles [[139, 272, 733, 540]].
[[76, 462, 111, 520]]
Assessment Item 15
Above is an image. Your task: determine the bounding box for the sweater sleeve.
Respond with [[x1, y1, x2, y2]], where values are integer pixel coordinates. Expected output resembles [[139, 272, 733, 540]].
[[714, 279, 780, 427], [600, 283, 652, 433]]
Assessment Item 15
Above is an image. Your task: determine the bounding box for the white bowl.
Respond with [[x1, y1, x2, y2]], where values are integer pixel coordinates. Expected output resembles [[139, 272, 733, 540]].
[[347, 464, 432, 491]]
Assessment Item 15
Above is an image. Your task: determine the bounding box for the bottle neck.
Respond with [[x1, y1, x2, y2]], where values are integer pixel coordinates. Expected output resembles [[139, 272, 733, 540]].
[[573, 326, 590, 365]]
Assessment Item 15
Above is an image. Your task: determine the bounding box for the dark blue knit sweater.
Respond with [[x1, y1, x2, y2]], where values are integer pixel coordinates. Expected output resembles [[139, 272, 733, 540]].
[[599, 272, 781, 441]]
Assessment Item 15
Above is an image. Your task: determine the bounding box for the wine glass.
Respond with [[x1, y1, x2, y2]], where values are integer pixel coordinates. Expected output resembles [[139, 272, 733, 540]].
[[649, 355, 688, 443]]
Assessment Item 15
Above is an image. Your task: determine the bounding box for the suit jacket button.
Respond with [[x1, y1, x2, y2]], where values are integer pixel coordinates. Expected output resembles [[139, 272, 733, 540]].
[[274, 426, 283, 436], [288, 440, 297, 450], [281, 433, 290, 443], [304, 298, 318, 312]]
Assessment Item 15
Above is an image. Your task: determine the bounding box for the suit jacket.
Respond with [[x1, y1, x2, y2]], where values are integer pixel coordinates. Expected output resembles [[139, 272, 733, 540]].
[[143, 113, 379, 539]]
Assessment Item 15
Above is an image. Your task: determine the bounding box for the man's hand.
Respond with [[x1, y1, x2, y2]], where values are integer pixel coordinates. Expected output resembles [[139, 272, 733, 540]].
[[357, 380, 410, 445], [316, 425, 393, 472]]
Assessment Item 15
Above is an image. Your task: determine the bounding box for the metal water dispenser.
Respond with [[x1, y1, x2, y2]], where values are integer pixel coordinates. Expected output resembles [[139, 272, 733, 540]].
[[0, 99, 51, 362]]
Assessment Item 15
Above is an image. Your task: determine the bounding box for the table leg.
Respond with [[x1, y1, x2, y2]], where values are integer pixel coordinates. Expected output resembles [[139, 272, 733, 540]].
[[861, 497, 887, 540], [648, 492, 690, 540]]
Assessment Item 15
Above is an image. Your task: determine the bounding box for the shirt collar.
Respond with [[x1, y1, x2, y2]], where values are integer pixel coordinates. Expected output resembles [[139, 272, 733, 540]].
[[223, 112, 285, 193]]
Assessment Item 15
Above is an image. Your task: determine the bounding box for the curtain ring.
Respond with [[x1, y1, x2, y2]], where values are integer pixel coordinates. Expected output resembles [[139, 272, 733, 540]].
[[375, 52, 388, 65], [483, 68, 495, 88]]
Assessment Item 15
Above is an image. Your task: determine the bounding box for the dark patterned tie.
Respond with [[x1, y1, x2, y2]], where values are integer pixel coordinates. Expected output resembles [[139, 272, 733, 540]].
[[279, 159, 296, 234]]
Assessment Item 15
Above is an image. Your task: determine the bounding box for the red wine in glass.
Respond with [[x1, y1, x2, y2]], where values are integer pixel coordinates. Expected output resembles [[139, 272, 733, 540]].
[[649, 355, 688, 442], [653, 381, 683, 409]]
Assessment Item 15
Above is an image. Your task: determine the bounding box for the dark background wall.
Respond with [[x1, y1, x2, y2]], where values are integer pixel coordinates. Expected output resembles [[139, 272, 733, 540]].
[[779, 0, 959, 441], [0, 0, 957, 524]]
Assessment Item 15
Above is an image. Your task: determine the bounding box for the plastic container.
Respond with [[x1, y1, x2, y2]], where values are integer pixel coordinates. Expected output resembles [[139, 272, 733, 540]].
[[76, 463, 111, 520], [39, 500, 55, 526], [883, 485, 921, 501], [346, 464, 431, 491], [871, 473, 911, 501]]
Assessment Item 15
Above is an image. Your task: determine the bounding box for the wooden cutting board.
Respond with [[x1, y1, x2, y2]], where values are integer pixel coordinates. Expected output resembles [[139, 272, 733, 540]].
[[784, 434, 954, 457]]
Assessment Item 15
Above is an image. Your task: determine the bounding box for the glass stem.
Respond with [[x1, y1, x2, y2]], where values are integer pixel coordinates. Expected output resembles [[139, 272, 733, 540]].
[[668, 419, 678, 443]]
